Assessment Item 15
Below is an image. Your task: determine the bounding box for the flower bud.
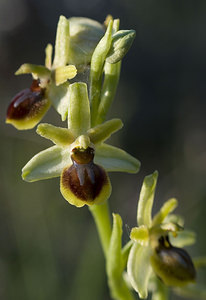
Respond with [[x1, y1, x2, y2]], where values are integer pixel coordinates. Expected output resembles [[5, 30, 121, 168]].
[[150, 235, 196, 287], [60, 147, 111, 207], [6, 80, 50, 130]]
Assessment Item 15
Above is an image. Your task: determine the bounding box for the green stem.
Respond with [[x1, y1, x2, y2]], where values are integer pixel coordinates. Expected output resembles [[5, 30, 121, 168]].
[[89, 201, 112, 258], [89, 202, 136, 300]]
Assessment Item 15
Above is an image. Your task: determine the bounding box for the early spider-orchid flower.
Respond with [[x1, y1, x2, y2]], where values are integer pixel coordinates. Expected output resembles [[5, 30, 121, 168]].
[[22, 82, 140, 207], [127, 171, 196, 299], [6, 15, 105, 129]]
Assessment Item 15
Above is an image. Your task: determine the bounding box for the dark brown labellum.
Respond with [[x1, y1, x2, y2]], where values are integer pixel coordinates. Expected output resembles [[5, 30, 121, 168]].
[[151, 235, 196, 286], [7, 80, 45, 120], [61, 147, 110, 205]]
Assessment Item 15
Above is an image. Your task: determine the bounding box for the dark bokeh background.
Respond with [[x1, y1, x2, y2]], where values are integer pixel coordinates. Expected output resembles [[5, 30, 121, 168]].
[[0, 0, 206, 299]]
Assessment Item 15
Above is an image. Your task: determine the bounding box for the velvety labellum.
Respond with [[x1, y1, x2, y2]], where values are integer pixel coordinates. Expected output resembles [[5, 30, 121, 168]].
[[151, 235, 196, 287], [60, 147, 111, 207], [6, 80, 50, 129]]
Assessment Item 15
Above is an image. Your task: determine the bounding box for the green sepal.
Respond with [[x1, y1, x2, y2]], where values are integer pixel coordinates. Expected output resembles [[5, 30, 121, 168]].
[[22, 145, 71, 182], [152, 198, 178, 226], [54, 65, 77, 86], [45, 43, 53, 69], [68, 82, 91, 137], [15, 63, 50, 80], [37, 123, 75, 147], [67, 17, 105, 67], [127, 242, 152, 299], [53, 15, 70, 68], [106, 30, 136, 64], [130, 225, 149, 246], [137, 171, 158, 228], [170, 230, 196, 247], [95, 143, 140, 173], [48, 81, 70, 121], [87, 118, 123, 144]]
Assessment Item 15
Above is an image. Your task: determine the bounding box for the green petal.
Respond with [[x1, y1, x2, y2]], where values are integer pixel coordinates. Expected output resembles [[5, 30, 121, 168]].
[[169, 230, 196, 247], [127, 242, 152, 299], [53, 15, 70, 68], [54, 65, 77, 86], [48, 81, 70, 121], [137, 171, 158, 228], [95, 143, 140, 173], [87, 118, 123, 144], [22, 145, 71, 182], [152, 198, 178, 226], [37, 123, 75, 146], [45, 43, 53, 69], [130, 226, 149, 246], [68, 82, 90, 137], [15, 63, 50, 80]]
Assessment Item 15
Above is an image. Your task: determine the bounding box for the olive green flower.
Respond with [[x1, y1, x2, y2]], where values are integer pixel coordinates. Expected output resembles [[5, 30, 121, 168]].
[[22, 82, 140, 207]]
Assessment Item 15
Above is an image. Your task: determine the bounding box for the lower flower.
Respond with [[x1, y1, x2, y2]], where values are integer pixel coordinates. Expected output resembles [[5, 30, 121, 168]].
[[60, 147, 111, 207]]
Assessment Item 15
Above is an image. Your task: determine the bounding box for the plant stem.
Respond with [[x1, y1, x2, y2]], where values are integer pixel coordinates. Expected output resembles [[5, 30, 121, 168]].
[[89, 201, 112, 258], [89, 201, 136, 300]]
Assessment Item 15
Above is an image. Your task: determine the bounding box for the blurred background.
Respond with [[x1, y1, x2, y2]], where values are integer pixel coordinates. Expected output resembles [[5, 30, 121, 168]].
[[0, 0, 206, 299]]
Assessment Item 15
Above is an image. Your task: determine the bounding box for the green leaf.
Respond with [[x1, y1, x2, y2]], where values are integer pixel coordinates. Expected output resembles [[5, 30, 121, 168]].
[[68, 82, 91, 137], [152, 198, 178, 226], [107, 214, 123, 278], [170, 230, 196, 247], [53, 15, 70, 68], [15, 63, 50, 79], [48, 81, 70, 121], [130, 226, 149, 246], [106, 30, 136, 64], [22, 145, 71, 182], [107, 214, 135, 300], [37, 123, 75, 146], [137, 171, 158, 227], [127, 242, 152, 299], [87, 118, 123, 144], [95, 143, 140, 173]]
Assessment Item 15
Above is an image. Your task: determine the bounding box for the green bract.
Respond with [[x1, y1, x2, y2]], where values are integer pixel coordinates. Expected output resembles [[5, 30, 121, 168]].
[[22, 82, 140, 207], [127, 171, 196, 299]]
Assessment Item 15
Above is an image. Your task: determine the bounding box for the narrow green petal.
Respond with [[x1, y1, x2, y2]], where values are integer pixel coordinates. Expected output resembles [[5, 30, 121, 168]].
[[48, 81, 70, 121], [170, 230, 196, 247], [15, 64, 50, 79], [55, 65, 77, 86], [127, 242, 152, 299], [95, 143, 140, 173], [68, 82, 90, 137], [137, 171, 158, 228], [130, 226, 149, 246], [87, 118, 123, 144], [37, 123, 75, 146], [45, 43, 53, 69], [22, 145, 71, 182], [53, 15, 70, 68], [152, 198, 178, 226]]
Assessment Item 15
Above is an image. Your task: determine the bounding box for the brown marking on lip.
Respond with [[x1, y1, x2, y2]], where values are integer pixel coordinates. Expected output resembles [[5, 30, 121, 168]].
[[61, 161, 108, 201], [71, 147, 94, 164], [6, 80, 48, 121]]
